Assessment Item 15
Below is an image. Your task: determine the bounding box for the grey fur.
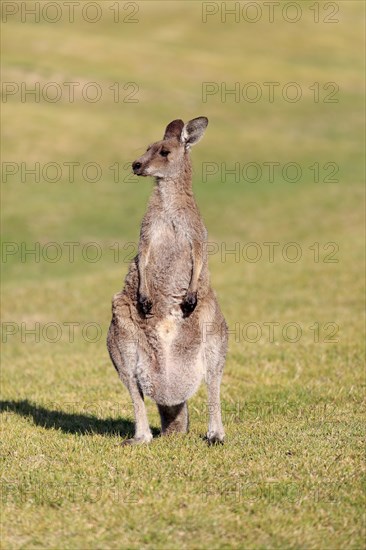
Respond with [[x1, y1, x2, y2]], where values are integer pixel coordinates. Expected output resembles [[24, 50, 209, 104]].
[[107, 117, 228, 445]]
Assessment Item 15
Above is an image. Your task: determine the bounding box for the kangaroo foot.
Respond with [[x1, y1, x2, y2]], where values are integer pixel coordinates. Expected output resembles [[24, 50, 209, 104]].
[[121, 433, 153, 446], [206, 430, 225, 446]]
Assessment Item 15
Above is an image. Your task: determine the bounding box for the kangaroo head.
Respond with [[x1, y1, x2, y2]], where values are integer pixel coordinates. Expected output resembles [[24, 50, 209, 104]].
[[132, 117, 208, 179]]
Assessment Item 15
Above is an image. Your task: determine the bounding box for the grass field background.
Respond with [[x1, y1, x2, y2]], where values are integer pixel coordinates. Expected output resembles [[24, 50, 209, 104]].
[[1, 1, 365, 548]]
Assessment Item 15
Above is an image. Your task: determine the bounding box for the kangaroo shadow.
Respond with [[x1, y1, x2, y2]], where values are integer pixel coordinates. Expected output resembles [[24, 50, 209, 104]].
[[0, 399, 159, 438]]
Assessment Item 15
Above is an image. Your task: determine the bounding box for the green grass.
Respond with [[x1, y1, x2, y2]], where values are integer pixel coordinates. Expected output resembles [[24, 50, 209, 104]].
[[1, 1, 365, 548]]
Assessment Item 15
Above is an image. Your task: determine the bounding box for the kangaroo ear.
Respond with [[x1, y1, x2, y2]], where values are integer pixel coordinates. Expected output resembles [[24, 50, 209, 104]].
[[181, 116, 208, 149], [163, 119, 184, 140]]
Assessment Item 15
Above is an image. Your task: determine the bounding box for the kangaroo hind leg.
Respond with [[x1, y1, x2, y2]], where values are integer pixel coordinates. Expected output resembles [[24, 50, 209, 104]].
[[205, 344, 226, 445], [107, 311, 153, 445]]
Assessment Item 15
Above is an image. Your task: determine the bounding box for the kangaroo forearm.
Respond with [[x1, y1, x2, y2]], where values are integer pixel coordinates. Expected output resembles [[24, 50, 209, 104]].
[[139, 269, 148, 295], [188, 242, 204, 293], [138, 245, 151, 296]]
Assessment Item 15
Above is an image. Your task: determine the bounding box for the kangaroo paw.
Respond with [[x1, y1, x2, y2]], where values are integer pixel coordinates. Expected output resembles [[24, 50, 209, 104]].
[[138, 293, 153, 316], [181, 291, 197, 317]]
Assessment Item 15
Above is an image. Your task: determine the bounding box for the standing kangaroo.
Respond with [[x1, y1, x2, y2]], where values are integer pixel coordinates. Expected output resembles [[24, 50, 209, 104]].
[[107, 117, 228, 445]]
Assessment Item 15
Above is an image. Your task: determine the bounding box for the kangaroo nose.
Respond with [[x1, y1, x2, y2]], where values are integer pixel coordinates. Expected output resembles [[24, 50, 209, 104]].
[[132, 161, 141, 171]]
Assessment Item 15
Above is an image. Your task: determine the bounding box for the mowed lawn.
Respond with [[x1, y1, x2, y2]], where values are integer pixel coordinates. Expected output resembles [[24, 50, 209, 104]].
[[1, 1, 365, 548]]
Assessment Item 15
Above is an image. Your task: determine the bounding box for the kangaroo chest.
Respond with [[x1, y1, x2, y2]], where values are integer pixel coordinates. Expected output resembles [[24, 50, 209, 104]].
[[149, 218, 190, 255], [145, 219, 192, 296]]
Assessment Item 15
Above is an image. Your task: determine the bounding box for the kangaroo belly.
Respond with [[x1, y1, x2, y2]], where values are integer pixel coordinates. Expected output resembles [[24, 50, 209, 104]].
[[136, 311, 204, 406]]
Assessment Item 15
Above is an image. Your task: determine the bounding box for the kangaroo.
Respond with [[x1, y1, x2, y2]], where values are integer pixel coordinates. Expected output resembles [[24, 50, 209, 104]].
[[107, 117, 228, 445]]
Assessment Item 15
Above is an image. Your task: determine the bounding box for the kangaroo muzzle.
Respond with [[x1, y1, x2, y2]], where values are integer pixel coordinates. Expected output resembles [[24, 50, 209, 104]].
[[132, 160, 143, 175]]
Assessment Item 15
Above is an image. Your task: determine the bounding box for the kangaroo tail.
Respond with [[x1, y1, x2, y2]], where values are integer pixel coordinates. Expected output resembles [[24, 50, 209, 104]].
[[157, 402, 189, 435]]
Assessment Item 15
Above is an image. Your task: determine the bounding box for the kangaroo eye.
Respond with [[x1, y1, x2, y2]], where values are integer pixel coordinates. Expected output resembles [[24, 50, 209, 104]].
[[160, 150, 170, 157]]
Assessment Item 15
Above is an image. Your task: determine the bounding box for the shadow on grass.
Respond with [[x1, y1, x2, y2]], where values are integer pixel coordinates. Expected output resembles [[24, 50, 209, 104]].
[[0, 399, 160, 438]]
